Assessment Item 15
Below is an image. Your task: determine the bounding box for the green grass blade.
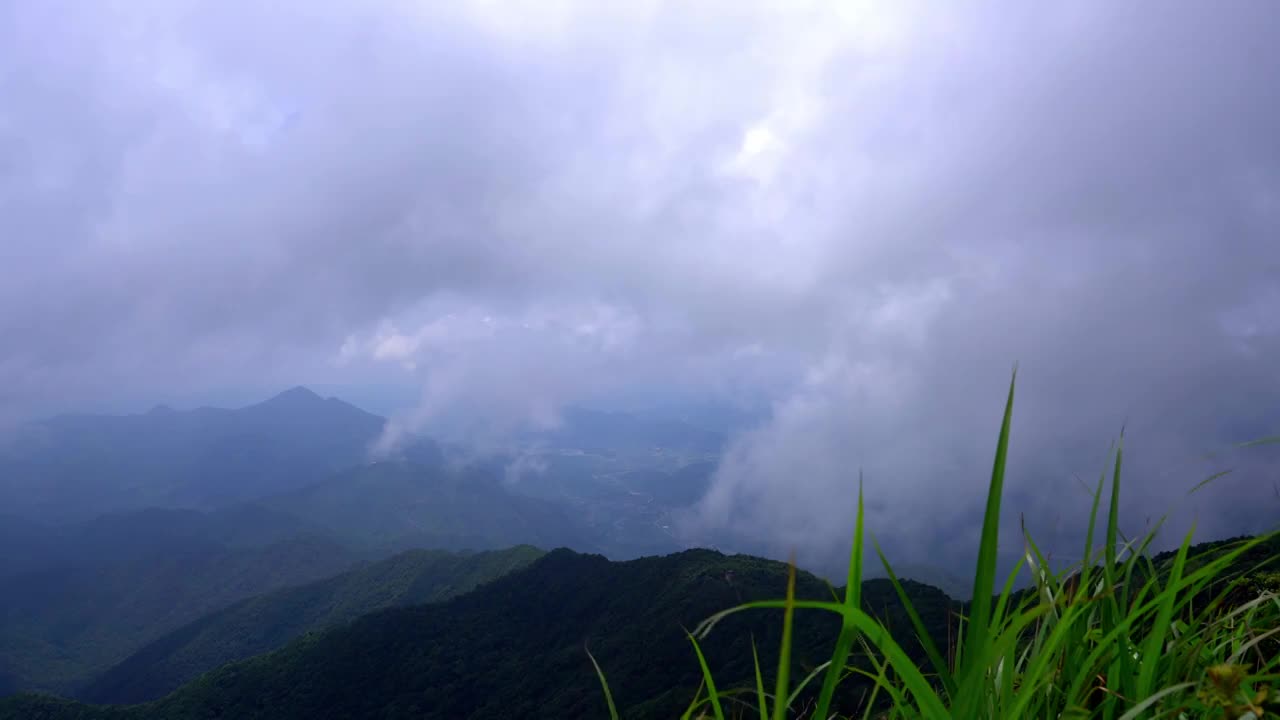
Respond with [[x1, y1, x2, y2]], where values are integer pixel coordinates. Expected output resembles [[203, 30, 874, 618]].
[[1102, 432, 1125, 720], [845, 473, 867, 609], [1078, 469, 1107, 608], [696, 598, 950, 718], [855, 638, 892, 720], [771, 560, 797, 720], [990, 554, 1028, 632], [1021, 521, 1058, 615], [786, 660, 832, 711], [814, 474, 866, 720], [1063, 537, 1259, 704], [1115, 682, 1196, 720], [751, 636, 769, 720], [873, 539, 956, 699], [1137, 527, 1193, 700], [1105, 432, 1124, 574], [1187, 469, 1234, 496], [586, 644, 620, 720], [686, 631, 726, 720], [681, 680, 707, 720], [957, 366, 1017, 716], [1235, 435, 1280, 448], [1229, 624, 1280, 665]]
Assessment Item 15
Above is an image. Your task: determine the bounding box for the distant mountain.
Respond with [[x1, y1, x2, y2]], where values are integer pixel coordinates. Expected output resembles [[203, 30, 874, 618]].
[[257, 460, 601, 554], [529, 406, 726, 455], [81, 546, 544, 704], [887, 563, 973, 600], [0, 503, 321, 582], [0, 507, 361, 696], [1, 549, 952, 719], [0, 387, 395, 520], [0, 515, 61, 579]]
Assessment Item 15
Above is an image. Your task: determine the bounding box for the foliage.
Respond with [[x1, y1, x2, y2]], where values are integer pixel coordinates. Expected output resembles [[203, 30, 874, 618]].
[[669, 369, 1280, 719], [0, 529, 359, 696], [0, 549, 954, 719], [79, 545, 543, 704]]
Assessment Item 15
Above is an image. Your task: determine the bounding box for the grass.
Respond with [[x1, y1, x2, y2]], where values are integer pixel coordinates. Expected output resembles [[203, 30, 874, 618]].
[[592, 369, 1280, 718]]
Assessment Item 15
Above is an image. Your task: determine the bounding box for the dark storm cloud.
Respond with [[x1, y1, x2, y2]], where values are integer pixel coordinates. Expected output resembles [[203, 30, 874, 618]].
[[2, 1, 1278, 569]]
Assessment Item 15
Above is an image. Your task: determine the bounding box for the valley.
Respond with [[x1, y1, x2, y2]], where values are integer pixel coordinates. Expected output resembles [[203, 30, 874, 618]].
[[0, 388, 733, 701]]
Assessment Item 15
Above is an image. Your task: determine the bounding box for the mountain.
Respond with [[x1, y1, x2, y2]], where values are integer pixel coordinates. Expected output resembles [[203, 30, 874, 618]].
[[888, 563, 973, 600], [529, 406, 726, 455], [81, 546, 544, 704], [0, 503, 322, 582], [0, 514, 61, 579], [0, 549, 953, 719], [257, 459, 602, 553], [0, 508, 361, 696], [0, 387, 392, 520], [8, 534, 1274, 720]]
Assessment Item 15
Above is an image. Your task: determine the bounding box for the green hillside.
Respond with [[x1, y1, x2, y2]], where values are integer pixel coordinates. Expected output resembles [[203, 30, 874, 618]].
[[80, 546, 544, 704], [0, 548, 953, 720], [5, 529, 1275, 720], [0, 532, 359, 696]]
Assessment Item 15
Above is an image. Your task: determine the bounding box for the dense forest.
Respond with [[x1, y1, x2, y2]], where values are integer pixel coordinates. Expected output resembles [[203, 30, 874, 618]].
[[0, 548, 953, 719], [80, 546, 544, 704], [4, 531, 1276, 719]]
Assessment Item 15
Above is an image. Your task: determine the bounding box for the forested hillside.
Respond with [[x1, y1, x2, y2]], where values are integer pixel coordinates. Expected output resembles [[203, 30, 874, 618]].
[[0, 548, 953, 719], [80, 546, 543, 704]]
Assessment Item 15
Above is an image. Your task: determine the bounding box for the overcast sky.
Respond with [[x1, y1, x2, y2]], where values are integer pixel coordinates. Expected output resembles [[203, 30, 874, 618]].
[[3, 0, 1279, 570]]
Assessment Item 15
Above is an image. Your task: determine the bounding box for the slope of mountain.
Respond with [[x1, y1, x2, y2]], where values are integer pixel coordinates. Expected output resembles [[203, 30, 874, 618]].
[[81, 546, 545, 704], [0, 549, 953, 719], [0, 387, 390, 520], [0, 515, 61, 579], [0, 515, 360, 696], [0, 503, 323, 583], [888, 563, 973, 600], [258, 459, 602, 553]]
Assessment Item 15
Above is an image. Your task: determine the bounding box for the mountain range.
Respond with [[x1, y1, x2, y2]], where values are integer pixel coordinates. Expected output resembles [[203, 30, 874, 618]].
[[0, 387, 728, 701], [0, 547, 955, 719], [0, 386, 999, 713], [7, 533, 1275, 719], [0, 387, 387, 520], [256, 460, 601, 554], [80, 546, 544, 704], [0, 509, 358, 695]]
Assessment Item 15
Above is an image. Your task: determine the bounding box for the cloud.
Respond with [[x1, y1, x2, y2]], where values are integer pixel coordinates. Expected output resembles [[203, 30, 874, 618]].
[[3, 0, 1279, 567], [680, 1, 1280, 571]]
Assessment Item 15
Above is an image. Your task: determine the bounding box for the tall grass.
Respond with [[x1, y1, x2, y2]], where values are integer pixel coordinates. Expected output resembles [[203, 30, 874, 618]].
[[594, 370, 1280, 718]]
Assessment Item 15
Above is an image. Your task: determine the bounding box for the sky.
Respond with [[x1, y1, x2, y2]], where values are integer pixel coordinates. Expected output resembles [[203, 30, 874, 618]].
[[3, 0, 1279, 571]]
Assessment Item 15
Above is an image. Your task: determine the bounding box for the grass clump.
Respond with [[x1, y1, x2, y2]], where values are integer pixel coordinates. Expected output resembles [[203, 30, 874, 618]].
[[594, 369, 1280, 718]]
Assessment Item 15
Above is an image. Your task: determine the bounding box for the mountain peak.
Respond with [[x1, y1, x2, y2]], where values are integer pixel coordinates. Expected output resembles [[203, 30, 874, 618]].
[[248, 386, 384, 425], [260, 386, 326, 408], [275, 385, 323, 401]]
